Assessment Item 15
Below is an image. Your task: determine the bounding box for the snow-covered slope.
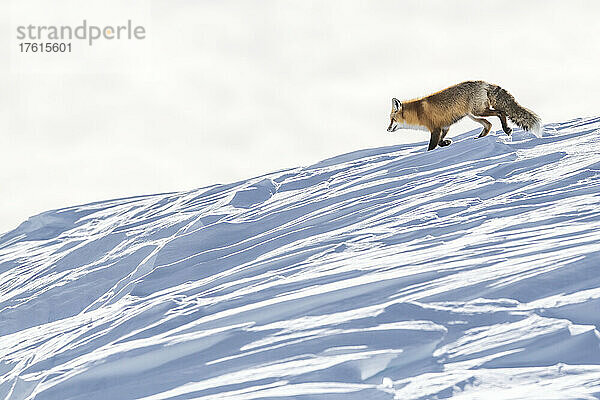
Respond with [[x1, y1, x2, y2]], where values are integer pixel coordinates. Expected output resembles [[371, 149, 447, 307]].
[[1, 118, 600, 400]]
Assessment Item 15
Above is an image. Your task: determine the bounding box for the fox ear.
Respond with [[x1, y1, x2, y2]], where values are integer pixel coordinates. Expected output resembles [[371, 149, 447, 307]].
[[392, 98, 402, 112]]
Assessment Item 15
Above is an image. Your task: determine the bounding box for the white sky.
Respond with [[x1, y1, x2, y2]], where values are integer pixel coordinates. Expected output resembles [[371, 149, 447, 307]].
[[1, 0, 599, 233]]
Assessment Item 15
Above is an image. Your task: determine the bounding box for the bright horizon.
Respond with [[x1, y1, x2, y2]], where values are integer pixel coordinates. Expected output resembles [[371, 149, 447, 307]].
[[1, 0, 599, 233]]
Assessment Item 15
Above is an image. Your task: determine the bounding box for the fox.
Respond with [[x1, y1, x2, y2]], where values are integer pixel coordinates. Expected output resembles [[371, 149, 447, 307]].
[[387, 81, 541, 151]]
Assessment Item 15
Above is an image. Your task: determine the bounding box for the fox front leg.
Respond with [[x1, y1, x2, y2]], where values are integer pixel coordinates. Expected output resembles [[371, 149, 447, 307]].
[[439, 127, 452, 147], [428, 128, 442, 151]]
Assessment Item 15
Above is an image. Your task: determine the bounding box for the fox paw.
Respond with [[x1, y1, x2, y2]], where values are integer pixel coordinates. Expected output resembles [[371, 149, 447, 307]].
[[504, 127, 512, 135], [439, 139, 452, 147]]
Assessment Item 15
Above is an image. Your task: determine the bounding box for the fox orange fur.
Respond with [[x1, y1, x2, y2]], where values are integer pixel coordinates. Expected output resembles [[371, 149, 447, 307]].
[[388, 81, 541, 151]]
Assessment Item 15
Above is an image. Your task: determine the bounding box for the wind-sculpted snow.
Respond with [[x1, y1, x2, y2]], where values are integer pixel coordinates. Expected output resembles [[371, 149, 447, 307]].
[[1, 118, 600, 400]]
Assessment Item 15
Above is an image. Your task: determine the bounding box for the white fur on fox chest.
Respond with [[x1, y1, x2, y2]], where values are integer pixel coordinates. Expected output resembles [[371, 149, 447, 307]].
[[396, 122, 429, 132]]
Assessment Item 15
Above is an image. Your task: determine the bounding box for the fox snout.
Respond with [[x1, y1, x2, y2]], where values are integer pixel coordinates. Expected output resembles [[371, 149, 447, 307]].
[[388, 120, 399, 132]]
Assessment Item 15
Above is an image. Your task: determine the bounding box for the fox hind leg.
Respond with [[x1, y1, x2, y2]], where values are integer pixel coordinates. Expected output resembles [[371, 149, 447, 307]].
[[439, 127, 452, 147], [477, 108, 512, 135], [469, 115, 492, 138]]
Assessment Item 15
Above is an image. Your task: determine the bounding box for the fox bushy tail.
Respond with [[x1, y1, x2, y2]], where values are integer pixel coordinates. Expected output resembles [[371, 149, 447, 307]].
[[487, 84, 541, 135]]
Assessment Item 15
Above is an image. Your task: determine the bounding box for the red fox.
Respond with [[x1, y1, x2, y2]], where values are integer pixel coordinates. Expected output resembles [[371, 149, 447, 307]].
[[387, 81, 541, 151]]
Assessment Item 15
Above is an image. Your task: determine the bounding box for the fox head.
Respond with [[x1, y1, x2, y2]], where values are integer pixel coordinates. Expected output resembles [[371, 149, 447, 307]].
[[387, 98, 402, 132]]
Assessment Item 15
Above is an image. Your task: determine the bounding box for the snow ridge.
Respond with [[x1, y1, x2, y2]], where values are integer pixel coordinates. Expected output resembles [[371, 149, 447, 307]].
[[1, 118, 600, 400]]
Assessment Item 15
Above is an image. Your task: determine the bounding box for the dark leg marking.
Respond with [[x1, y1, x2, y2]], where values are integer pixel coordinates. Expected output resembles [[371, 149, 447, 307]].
[[428, 128, 441, 151], [439, 127, 452, 147]]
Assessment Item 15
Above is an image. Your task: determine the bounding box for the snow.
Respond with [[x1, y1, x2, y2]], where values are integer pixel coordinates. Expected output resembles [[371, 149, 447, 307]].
[[1, 117, 600, 400]]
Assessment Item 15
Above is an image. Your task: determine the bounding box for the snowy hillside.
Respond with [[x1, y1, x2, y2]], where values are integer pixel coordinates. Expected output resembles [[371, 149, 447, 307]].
[[1, 117, 600, 400]]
